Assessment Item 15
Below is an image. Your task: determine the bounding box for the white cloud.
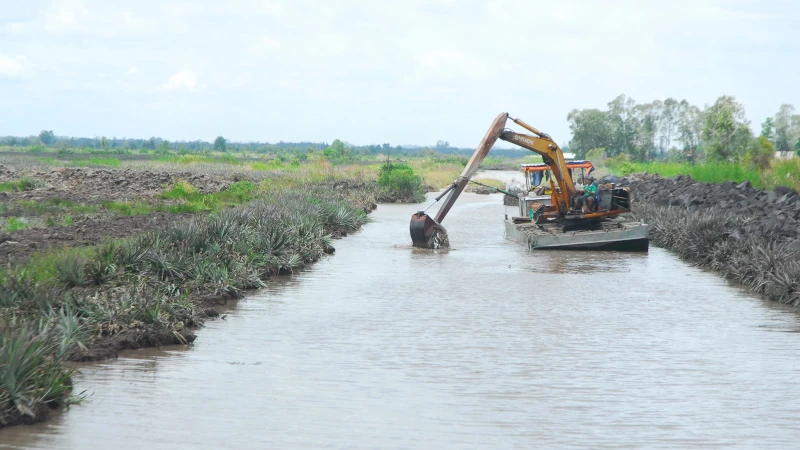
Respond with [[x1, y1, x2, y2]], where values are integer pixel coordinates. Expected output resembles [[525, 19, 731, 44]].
[[162, 70, 198, 91], [0, 55, 22, 76], [248, 35, 282, 55], [128, 66, 141, 75], [414, 48, 484, 79], [254, 0, 283, 15], [45, 0, 91, 32], [261, 36, 281, 50], [121, 11, 153, 33]]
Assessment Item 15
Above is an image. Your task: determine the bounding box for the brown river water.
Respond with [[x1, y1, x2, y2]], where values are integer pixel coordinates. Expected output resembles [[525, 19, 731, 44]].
[[3, 187, 800, 449]]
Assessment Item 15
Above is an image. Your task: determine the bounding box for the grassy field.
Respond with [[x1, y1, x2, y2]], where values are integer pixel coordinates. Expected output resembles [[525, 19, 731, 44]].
[[610, 159, 800, 191]]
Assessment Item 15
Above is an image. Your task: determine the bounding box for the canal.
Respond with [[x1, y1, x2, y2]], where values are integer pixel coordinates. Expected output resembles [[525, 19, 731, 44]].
[[3, 189, 800, 449]]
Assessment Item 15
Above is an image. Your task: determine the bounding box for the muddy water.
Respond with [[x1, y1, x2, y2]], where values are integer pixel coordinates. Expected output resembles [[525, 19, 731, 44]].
[[4, 190, 800, 449]]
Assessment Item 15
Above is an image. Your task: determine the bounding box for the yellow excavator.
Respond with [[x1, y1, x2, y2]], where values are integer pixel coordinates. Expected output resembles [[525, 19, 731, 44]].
[[410, 112, 633, 248]]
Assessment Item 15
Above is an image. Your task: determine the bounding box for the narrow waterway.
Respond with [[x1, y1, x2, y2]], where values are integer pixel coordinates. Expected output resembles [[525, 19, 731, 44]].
[[3, 188, 800, 449]]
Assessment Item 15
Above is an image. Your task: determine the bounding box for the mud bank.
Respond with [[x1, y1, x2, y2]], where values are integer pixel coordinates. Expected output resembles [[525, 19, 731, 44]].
[[623, 173, 800, 308]]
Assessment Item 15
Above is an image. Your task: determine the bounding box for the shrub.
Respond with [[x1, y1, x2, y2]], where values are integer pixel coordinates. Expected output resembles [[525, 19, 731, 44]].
[[377, 161, 425, 202], [745, 136, 774, 171], [161, 180, 197, 199]]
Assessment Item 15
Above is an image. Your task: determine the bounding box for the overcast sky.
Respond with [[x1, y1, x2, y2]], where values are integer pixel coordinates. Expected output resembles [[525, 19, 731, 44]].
[[1, 0, 798, 147]]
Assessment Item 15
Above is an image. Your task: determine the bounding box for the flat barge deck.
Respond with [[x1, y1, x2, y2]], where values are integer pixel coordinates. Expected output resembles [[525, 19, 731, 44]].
[[504, 218, 649, 252]]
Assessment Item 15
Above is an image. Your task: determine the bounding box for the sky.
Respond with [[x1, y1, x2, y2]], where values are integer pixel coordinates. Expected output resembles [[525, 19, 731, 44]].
[[1, 0, 798, 148]]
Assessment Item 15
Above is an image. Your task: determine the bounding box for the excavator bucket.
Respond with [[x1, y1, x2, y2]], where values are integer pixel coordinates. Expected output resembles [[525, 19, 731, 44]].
[[409, 212, 439, 248], [408, 112, 508, 249]]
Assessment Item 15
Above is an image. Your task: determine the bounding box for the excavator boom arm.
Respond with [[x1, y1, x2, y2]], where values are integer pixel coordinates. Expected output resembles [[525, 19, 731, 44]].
[[432, 112, 509, 223]]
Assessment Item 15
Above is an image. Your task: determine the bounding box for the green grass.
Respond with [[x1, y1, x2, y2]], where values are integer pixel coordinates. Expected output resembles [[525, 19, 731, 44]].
[[100, 180, 258, 217], [161, 180, 198, 199], [614, 160, 800, 191], [153, 153, 246, 166], [36, 157, 58, 165], [761, 158, 800, 191], [17, 198, 97, 215], [155, 154, 215, 164], [471, 178, 506, 189], [0, 178, 42, 192], [5, 217, 29, 232], [72, 157, 121, 167], [612, 161, 769, 188]]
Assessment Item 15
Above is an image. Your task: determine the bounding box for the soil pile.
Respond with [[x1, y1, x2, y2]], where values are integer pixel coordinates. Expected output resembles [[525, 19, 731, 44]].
[[623, 173, 800, 246], [0, 165, 234, 202]]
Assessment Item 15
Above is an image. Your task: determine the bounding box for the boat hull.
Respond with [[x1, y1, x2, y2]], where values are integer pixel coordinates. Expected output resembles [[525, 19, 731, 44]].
[[504, 220, 649, 252]]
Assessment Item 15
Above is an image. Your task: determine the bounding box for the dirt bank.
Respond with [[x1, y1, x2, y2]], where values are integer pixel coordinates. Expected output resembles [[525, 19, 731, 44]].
[[624, 173, 800, 247], [622, 173, 800, 308], [0, 165, 236, 202]]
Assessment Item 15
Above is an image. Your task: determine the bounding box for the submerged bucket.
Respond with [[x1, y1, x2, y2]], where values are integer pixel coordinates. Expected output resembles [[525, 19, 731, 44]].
[[409, 212, 449, 249]]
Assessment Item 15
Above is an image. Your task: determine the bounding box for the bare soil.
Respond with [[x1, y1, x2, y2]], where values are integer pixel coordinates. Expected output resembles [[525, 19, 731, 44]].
[[0, 165, 236, 203], [0, 212, 195, 264], [0, 165, 252, 264]]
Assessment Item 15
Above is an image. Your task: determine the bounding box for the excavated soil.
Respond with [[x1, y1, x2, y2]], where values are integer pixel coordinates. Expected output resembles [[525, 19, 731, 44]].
[[0, 165, 236, 203], [623, 173, 800, 246], [0, 166, 251, 264], [0, 212, 195, 264]]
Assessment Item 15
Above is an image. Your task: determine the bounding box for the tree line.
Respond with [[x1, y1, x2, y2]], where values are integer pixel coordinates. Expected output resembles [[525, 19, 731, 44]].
[[567, 95, 800, 165], [0, 132, 532, 159]]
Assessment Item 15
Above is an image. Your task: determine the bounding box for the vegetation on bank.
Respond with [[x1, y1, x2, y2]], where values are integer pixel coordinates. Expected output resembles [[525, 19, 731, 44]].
[[0, 172, 375, 428], [605, 157, 800, 191], [634, 202, 800, 308], [377, 161, 425, 203]]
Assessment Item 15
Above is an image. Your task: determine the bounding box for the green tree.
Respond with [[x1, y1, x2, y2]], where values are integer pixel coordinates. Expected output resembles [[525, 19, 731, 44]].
[[677, 100, 703, 164], [323, 139, 349, 160], [101, 136, 109, 150], [567, 108, 612, 158], [214, 136, 227, 152], [632, 102, 658, 162], [659, 98, 679, 157], [773, 104, 796, 153], [701, 95, 751, 161], [38, 130, 56, 146], [760, 117, 774, 139], [745, 136, 774, 170], [157, 140, 170, 154], [606, 94, 639, 158], [795, 136, 800, 156]]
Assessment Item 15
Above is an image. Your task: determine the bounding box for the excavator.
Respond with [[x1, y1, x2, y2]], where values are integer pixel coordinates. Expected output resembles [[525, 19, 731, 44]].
[[410, 112, 634, 248]]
